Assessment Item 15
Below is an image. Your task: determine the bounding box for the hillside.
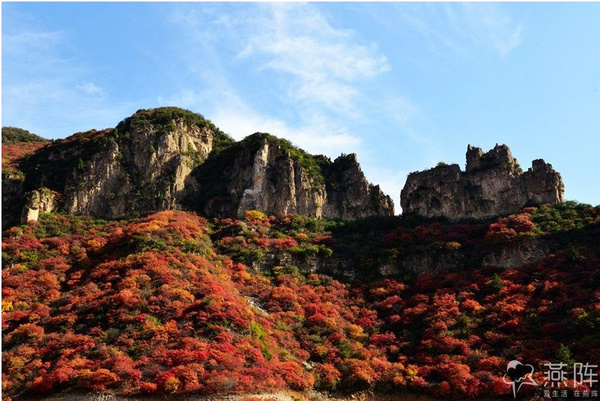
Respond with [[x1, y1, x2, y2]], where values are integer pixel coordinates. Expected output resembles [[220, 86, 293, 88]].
[[2, 107, 599, 400], [2, 203, 600, 400], [1, 107, 393, 230], [2, 127, 48, 145]]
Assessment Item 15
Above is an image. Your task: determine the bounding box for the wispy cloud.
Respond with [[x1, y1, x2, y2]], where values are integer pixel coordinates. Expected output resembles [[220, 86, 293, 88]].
[[158, 88, 361, 158], [391, 3, 523, 58], [164, 3, 391, 156], [78, 82, 104, 96], [445, 3, 523, 57], [239, 3, 390, 116]]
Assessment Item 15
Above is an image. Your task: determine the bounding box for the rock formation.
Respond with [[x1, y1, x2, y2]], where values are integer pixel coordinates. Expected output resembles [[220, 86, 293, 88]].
[[62, 110, 217, 219], [20, 188, 57, 223], [401, 144, 564, 220], [188, 133, 395, 219], [3, 107, 394, 225]]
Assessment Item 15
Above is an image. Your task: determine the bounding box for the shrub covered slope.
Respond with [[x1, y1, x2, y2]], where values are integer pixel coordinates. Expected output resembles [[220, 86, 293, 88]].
[[2, 204, 600, 399]]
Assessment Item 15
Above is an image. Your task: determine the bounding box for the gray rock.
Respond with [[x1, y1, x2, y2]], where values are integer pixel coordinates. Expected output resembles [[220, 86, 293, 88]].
[[192, 133, 395, 220], [21, 188, 57, 223], [401, 144, 564, 220], [6, 108, 394, 224]]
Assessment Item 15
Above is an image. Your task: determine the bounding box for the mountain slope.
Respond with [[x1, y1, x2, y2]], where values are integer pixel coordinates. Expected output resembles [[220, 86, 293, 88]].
[[3, 204, 599, 400]]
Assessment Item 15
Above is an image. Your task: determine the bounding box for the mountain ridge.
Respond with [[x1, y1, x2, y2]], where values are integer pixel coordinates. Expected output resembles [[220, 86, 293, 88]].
[[3, 109, 600, 400], [1, 107, 394, 229]]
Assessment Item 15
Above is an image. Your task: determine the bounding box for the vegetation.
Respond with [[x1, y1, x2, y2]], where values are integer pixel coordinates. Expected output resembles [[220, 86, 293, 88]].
[[2, 203, 600, 400], [115, 107, 234, 151], [11, 128, 112, 194], [2, 128, 50, 181], [3, 114, 600, 400], [2, 127, 48, 144]]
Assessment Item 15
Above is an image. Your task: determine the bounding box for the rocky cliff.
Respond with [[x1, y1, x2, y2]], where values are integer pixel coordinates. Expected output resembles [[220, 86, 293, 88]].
[[187, 132, 394, 219], [3, 108, 229, 227], [2, 108, 394, 227], [401, 144, 564, 220]]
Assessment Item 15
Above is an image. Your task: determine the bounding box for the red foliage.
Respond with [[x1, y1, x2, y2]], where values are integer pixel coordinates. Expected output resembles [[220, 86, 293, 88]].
[[486, 213, 535, 240], [270, 237, 298, 249], [3, 206, 599, 399]]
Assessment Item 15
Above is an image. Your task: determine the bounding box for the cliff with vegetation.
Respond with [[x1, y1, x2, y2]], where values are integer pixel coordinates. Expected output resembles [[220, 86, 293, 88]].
[[3, 108, 599, 401], [1, 108, 393, 229], [188, 133, 393, 220], [401, 144, 564, 221]]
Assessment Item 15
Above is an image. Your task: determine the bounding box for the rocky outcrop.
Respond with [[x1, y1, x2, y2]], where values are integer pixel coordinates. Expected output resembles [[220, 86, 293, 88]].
[[321, 153, 395, 220], [6, 108, 230, 221], [401, 144, 564, 220], [63, 114, 215, 219], [481, 238, 549, 269], [20, 188, 57, 223], [4, 108, 394, 224], [189, 133, 395, 219]]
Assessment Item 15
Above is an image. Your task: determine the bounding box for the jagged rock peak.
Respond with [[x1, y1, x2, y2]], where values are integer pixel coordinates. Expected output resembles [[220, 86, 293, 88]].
[[189, 131, 395, 220], [3, 108, 394, 225], [466, 144, 517, 173], [401, 144, 564, 220]]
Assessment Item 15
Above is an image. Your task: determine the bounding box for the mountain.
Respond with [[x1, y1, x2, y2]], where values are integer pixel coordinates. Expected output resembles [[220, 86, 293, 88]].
[[2, 108, 394, 230], [2, 127, 49, 145], [188, 132, 393, 220], [3, 107, 599, 401]]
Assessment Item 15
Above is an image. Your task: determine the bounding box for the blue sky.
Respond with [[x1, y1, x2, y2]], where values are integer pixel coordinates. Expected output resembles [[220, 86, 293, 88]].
[[3, 2, 600, 208]]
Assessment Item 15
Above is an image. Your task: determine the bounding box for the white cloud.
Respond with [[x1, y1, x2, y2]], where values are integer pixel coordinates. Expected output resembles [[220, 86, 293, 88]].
[[448, 3, 524, 57], [162, 3, 383, 158], [393, 3, 523, 58], [78, 82, 104, 96], [239, 3, 390, 117], [214, 108, 361, 158], [158, 88, 361, 158]]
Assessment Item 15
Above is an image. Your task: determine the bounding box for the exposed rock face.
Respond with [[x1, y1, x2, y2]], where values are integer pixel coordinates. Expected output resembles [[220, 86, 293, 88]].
[[4, 108, 394, 224], [6, 108, 229, 221], [63, 116, 214, 219], [401, 144, 564, 220], [321, 153, 395, 220], [481, 238, 549, 269], [21, 188, 57, 223], [189, 133, 395, 219]]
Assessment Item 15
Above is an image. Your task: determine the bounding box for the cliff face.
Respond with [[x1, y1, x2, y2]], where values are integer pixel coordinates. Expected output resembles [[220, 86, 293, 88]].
[[401, 144, 564, 220], [188, 133, 395, 219], [4, 108, 225, 224], [3, 108, 394, 225], [21, 188, 58, 224], [63, 111, 216, 219]]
